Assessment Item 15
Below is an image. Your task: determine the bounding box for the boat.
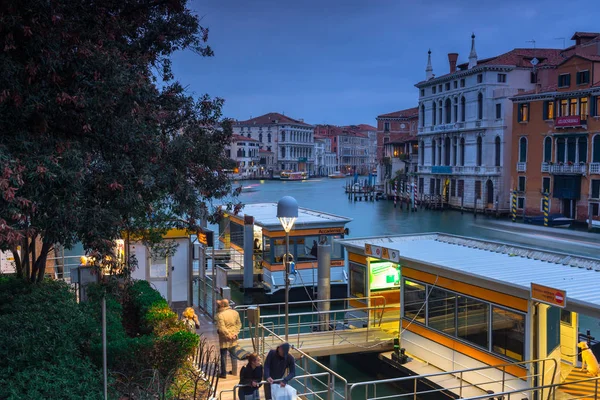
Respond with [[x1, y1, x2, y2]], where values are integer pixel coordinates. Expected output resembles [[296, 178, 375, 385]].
[[328, 171, 346, 179], [241, 184, 259, 193], [280, 171, 308, 181], [586, 219, 600, 227], [523, 213, 574, 228]]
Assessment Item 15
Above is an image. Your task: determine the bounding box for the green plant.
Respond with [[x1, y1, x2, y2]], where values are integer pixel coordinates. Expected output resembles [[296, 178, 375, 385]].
[[0, 277, 103, 399]]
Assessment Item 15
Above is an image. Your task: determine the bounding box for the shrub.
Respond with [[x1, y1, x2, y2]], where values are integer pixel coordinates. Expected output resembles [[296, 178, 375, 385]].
[[0, 277, 103, 399]]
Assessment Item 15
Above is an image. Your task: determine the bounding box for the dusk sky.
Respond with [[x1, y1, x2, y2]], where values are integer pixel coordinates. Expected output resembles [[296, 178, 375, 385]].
[[170, 0, 599, 126]]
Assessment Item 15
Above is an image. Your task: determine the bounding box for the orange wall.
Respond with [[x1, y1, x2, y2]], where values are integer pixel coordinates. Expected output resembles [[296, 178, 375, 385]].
[[511, 57, 600, 221]]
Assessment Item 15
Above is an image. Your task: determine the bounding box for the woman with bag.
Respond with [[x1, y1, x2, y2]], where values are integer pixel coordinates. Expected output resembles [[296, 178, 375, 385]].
[[238, 353, 263, 400]]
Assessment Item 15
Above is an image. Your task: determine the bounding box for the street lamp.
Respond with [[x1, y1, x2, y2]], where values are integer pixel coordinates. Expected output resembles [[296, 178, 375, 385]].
[[277, 196, 298, 341]]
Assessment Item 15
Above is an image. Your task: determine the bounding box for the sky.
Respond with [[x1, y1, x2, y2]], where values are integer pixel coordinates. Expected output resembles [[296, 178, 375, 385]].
[[170, 0, 600, 126]]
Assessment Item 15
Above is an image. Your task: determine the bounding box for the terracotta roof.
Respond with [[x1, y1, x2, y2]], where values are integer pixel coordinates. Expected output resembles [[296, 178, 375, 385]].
[[231, 134, 258, 142], [377, 107, 419, 119], [559, 52, 600, 64], [571, 32, 600, 40], [344, 124, 377, 131], [235, 112, 312, 127], [457, 48, 565, 69]]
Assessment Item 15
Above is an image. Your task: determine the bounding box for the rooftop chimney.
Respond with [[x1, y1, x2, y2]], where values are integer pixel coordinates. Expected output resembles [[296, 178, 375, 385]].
[[448, 53, 458, 73], [468, 33, 478, 69], [425, 49, 434, 80]]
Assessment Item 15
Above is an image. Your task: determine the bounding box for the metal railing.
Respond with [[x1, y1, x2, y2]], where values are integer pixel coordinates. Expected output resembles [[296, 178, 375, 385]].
[[219, 373, 333, 400], [347, 358, 557, 400], [48, 254, 83, 282], [462, 375, 600, 400]]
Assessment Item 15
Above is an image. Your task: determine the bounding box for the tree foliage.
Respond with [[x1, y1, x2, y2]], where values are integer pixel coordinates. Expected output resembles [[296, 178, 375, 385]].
[[0, 0, 240, 281]]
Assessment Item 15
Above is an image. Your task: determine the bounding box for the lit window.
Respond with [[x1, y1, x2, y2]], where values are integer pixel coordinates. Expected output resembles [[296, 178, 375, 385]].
[[518, 103, 529, 122], [545, 101, 555, 119], [570, 98, 578, 116], [560, 99, 569, 116], [580, 97, 588, 120]]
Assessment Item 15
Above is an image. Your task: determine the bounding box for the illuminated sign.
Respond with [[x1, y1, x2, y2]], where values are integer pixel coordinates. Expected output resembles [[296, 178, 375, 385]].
[[369, 261, 400, 291], [555, 116, 582, 128], [364, 244, 399, 263], [198, 228, 214, 247], [531, 283, 566, 308], [318, 227, 345, 235]]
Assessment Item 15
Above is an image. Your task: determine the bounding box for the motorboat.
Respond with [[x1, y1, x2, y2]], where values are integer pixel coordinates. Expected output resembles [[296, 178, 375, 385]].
[[241, 184, 259, 193], [280, 171, 308, 181], [523, 214, 574, 228], [328, 171, 346, 179]]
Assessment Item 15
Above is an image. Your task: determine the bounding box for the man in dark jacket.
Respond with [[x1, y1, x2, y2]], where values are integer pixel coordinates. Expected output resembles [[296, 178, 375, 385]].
[[263, 342, 296, 400]]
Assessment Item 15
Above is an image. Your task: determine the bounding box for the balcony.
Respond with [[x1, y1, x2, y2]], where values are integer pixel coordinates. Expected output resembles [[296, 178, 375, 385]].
[[417, 165, 501, 175], [589, 163, 600, 174], [548, 164, 587, 175], [517, 162, 526, 172]]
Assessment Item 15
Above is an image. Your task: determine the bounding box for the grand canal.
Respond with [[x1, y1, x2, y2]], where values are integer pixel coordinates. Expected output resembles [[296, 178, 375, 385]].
[[214, 177, 600, 397]]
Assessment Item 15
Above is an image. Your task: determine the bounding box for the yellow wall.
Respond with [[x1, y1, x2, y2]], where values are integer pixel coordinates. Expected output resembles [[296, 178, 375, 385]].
[[560, 311, 578, 366]]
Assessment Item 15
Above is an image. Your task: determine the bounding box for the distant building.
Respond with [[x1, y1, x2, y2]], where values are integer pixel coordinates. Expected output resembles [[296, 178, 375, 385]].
[[382, 135, 419, 183], [313, 125, 370, 174], [314, 135, 337, 176], [344, 124, 378, 173], [226, 134, 260, 177], [509, 32, 600, 223], [375, 108, 419, 162], [233, 113, 314, 174], [415, 34, 563, 211], [258, 149, 275, 177]]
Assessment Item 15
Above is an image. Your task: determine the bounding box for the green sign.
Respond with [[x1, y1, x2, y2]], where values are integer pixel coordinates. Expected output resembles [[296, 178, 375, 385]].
[[298, 157, 307, 162], [369, 261, 400, 291]]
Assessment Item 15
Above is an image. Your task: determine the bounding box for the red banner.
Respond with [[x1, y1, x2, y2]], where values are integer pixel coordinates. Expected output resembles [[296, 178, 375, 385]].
[[555, 116, 581, 127]]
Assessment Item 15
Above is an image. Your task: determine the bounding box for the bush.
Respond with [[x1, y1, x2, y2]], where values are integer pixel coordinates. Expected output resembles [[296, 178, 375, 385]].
[[0, 277, 103, 400]]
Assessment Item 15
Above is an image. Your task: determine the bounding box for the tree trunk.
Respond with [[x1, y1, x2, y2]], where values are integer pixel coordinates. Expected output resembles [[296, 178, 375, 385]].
[[35, 241, 52, 282], [30, 235, 37, 282], [11, 246, 22, 278], [23, 235, 30, 281]]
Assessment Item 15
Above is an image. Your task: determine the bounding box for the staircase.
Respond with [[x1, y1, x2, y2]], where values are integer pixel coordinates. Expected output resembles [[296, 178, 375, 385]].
[[560, 368, 600, 399]]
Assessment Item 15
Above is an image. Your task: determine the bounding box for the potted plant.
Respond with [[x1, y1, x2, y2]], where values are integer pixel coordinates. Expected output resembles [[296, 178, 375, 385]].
[[568, 161, 573, 166]]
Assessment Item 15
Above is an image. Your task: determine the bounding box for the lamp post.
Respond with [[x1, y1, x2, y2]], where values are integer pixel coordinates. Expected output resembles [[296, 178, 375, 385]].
[[277, 196, 298, 341]]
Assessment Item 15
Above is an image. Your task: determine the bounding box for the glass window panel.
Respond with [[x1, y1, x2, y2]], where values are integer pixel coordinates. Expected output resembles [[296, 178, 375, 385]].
[[149, 256, 168, 278], [457, 296, 489, 349], [428, 288, 456, 335], [403, 280, 426, 324], [230, 222, 244, 248], [547, 306, 561, 354], [297, 235, 320, 262], [557, 138, 565, 163], [349, 262, 367, 298], [492, 307, 525, 361], [560, 99, 569, 116], [567, 138, 577, 163], [578, 138, 587, 163]]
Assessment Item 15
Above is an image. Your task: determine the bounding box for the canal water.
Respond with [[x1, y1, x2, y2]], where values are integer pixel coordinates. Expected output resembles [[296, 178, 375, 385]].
[[212, 177, 600, 399]]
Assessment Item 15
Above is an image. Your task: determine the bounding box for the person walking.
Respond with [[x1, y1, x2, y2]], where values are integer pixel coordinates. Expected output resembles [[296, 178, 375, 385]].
[[238, 353, 263, 400], [181, 307, 200, 333], [263, 343, 296, 400], [215, 299, 242, 378]]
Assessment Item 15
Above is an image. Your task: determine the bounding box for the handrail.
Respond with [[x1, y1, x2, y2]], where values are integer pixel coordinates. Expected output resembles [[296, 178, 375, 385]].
[[347, 357, 557, 400], [234, 295, 387, 312], [461, 374, 600, 400], [260, 324, 349, 400], [219, 373, 332, 400]]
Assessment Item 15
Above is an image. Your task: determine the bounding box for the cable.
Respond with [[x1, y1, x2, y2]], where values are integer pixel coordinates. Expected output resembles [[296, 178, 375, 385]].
[[399, 275, 440, 335]]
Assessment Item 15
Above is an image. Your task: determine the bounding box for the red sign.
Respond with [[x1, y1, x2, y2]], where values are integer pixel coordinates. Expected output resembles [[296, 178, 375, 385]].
[[531, 283, 567, 308], [555, 116, 581, 127], [555, 292, 564, 304]]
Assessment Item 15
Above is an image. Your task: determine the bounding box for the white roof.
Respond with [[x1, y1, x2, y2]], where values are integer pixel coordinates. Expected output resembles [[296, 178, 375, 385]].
[[236, 203, 352, 230], [339, 233, 600, 318]]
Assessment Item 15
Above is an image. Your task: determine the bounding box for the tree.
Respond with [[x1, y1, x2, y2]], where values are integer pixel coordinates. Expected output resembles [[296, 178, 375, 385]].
[[0, 0, 240, 281]]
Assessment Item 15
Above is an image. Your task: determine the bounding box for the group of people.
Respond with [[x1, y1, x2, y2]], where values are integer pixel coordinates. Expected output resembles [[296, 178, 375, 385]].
[[215, 299, 296, 400], [183, 299, 296, 400]]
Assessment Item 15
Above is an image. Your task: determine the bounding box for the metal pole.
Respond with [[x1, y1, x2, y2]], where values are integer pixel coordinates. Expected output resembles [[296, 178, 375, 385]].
[[285, 231, 290, 341], [317, 244, 331, 331], [212, 246, 216, 320], [102, 295, 108, 400]]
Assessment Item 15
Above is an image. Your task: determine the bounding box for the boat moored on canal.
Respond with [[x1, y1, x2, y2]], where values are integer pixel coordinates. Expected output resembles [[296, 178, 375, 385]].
[[280, 170, 308, 181]]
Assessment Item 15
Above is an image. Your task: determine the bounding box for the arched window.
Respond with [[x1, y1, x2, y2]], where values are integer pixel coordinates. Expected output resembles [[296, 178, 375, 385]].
[[237, 148, 243, 157], [461, 96, 466, 121], [452, 137, 458, 166], [438, 101, 443, 125], [267, 133, 272, 143], [557, 137, 565, 163], [432, 102, 436, 127], [579, 137, 587, 163], [445, 99, 452, 123], [259, 133, 263, 142], [593, 135, 600, 163], [453, 98, 458, 122], [420, 141, 425, 165], [543, 136, 552, 163], [431, 139, 436, 166], [420, 104, 425, 127], [476, 136, 483, 166], [281, 131, 286, 142], [477, 93, 483, 120], [460, 138, 465, 166], [281, 147, 286, 158], [519, 137, 527, 163], [444, 137, 451, 165], [495, 136, 501, 167]]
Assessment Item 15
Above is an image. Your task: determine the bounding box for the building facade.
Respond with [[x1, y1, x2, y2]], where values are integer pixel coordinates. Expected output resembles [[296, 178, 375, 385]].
[[314, 135, 337, 176], [510, 32, 600, 223], [415, 35, 563, 211], [313, 125, 370, 174], [233, 113, 315, 174], [345, 124, 378, 173], [226, 134, 260, 177], [375, 107, 419, 162]]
